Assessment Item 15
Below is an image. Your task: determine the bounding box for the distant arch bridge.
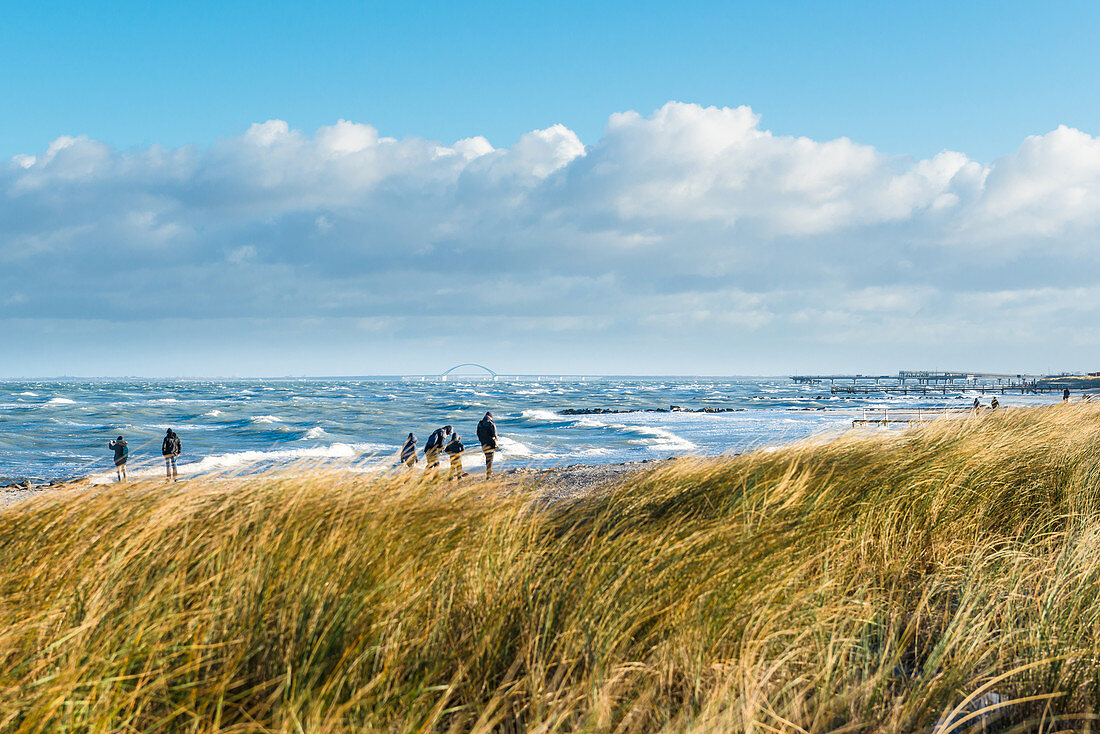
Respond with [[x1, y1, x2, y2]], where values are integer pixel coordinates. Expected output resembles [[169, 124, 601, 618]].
[[440, 363, 498, 379]]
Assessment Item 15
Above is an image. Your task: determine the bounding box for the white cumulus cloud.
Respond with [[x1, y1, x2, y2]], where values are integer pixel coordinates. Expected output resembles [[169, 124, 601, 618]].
[[4, 101, 1100, 374]]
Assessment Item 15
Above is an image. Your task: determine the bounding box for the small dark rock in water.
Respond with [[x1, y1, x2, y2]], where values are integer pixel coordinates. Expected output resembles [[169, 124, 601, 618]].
[[561, 406, 743, 416], [561, 408, 626, 415]]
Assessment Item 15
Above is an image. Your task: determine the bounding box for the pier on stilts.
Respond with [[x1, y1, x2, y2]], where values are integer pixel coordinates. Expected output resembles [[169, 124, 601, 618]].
[[790, 371, 1063, 395]]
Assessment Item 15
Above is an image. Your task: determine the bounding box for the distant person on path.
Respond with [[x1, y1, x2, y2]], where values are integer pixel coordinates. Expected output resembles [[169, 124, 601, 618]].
[[161, 428, 182, 481], [109, 436, 128, 482], [400, 433, 417, 469], [445, 433, 466, 480], [476, 411, 499, 477], [423, 425, 452, 474], [1064, 388, 1071, 402], [990, 396, 1000, 410], [972, 398, 981, 411]]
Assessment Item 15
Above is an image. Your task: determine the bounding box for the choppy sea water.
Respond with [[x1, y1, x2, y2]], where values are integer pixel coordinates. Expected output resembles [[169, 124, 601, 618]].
[[0, 377, 1061, 484]]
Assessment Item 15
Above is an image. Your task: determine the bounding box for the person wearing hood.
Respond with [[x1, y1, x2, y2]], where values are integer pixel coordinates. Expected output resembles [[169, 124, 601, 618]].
[[400, 433, 417, 469], [445, 433, 466, 480], [109, 435, 128, 482], [423, 425, 452, 474], [161, 428, 182, 481], [476, 411, 499, 477]]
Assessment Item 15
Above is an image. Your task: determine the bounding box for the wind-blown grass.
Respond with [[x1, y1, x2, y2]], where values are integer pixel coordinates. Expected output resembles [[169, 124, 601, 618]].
[[3, 403, 1100, 731]]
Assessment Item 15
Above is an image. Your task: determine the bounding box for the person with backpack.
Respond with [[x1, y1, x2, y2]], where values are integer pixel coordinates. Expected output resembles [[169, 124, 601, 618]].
[[109, 435, 128, 482], [445, 433, 466, 480], [476, 411, 499, 477], [423, 425, 452, 474], [400, 433, 417, 469], [161, 428, 182, 481]]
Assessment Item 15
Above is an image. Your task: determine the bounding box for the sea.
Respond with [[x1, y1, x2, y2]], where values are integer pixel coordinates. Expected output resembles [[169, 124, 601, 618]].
[[0, 377, 1060, 484]]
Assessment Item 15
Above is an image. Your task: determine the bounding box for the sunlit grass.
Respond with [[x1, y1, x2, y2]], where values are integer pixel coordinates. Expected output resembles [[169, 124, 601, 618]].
[[3, 403, 1100, 731]]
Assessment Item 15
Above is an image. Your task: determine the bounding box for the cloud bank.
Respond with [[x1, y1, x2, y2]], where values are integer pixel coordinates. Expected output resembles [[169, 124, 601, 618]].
[[4, 102, 1100, 375]]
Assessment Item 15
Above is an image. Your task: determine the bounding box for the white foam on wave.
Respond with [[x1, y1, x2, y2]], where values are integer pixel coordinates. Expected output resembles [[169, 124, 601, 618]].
[[614, 424, 696, 452], [187, 442, 383, 472], [87, 441, 393, 484], [17, 391, 38, 397], [148, 423, 221, 431], [576, 415, 696, 453], [521, 409, 568, 422], [250, 415, 284, 424], [151, 398, 179, 404], [528, 447, 615, 460], [47, 397, 75, 405], [204, 409, 223, 417], [303, 426, 328, 439], [497, 436, 532, 456]]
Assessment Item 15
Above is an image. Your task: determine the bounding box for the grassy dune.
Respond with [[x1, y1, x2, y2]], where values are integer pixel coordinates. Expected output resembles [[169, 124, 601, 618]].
[[4, 405, 1100, 731]]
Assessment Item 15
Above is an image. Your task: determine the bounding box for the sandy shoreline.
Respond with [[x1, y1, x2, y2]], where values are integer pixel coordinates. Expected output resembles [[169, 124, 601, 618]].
[[0, 460, 666, 509]]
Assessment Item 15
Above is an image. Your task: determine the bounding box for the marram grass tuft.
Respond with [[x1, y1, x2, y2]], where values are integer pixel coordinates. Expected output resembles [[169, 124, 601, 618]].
[[3, 403, 1100, 731]]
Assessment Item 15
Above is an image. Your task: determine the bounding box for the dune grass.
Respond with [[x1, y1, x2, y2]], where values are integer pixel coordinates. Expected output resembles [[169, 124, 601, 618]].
[[4, 404, 1100, 731]]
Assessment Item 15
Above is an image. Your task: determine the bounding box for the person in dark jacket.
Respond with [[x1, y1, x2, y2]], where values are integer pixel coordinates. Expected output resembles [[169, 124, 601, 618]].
[[423, 425, 452, 473], [445, 433, 466, 480], [161, 428, 182, 481], [400, 433, 417, 469], [109, 436, 128, 482], [990, 396, 999, 410], [1064, 388, 1071, 402], [476, 412, 499, 477]]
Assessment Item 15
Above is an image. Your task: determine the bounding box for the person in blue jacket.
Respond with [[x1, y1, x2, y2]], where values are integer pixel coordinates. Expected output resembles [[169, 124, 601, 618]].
[[476, 412, 499, 477], [162, 428, 182, 481], [109, 435, 128, 482]]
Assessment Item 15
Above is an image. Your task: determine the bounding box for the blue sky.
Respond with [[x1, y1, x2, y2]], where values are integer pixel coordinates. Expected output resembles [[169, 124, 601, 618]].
[[5, 0, 1098, 162], [3, 1, 1100, 376]]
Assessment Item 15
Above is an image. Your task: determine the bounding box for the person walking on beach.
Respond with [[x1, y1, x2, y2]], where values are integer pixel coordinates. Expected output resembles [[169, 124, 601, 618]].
[[400, 433, 417, 469], [423, 425, 452, 474], [445, 433, 466, 480], [1064, 388, 1071, 402], [476, 411, 499, 477], [972, 397, 981, 411], [990, 396, 1000, 410], [161, 428, 182, 481], [109, 436, 128, 482]]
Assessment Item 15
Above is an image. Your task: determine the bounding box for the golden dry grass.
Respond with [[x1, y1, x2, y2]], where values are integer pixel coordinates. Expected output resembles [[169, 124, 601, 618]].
[[3, 403, 1100, 732]]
